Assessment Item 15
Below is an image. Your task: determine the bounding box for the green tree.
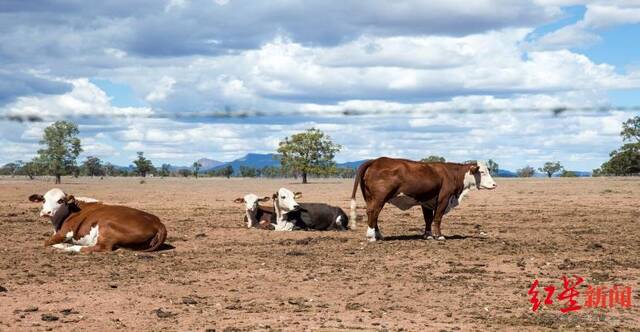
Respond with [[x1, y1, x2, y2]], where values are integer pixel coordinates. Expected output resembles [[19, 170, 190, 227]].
[[260, 166, 281, 178], [594, 116, 640, 176], [192, 161, 202, 178], [24, 158, 44, 180], [595, 144, 640, 176], [560, 170, 577, 177], [421, 155, 446, 163], [159, 164, 171, 177], [133, 152, 155, 177], [37, 121, 82, 184], [517, 165, 536, 178], [178, 168, 190, 177], [277, 128, 341, 184], [621, 116, 640, 142], [82, 156, 103, 177], [539, 161, 563, 178], [3, 162, 20, 177], [487, 159, 499, 176], [0, 163, 14, 176], [103, 162, 116, 177], [336, 167, 356, 178], [221, 165, 233, 178], [239, 166, 257, 177]]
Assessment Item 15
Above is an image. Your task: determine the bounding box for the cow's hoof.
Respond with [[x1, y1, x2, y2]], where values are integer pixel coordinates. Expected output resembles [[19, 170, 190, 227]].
[[425, 235, 434, 240], [436, 235, 446, 241], [366, 227, 382, 242]]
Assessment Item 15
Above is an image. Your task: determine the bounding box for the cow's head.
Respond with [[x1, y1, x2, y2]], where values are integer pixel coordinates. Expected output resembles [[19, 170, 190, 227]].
[[272, 188, 302, 214], [468, 161, 497, 190], [234, 194, 270, 212], [28, 188, 77, 231]]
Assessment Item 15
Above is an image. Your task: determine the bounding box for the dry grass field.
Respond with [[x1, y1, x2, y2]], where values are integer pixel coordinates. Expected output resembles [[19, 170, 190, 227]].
[[0, 176, 639, 331]]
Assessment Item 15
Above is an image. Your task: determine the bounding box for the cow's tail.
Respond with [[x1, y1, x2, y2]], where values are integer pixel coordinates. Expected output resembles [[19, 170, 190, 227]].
[[144, 223, 167, 252], [350, 159, 374, 229]]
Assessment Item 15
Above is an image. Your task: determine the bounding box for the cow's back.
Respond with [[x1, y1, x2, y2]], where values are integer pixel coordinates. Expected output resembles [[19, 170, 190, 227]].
[[363, 157, 444, 199], [290, 203, 347, 230], [70, 203, 163, 240]]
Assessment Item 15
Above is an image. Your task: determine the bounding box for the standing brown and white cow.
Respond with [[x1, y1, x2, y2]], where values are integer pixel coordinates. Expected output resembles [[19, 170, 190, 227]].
[[29, 188, 167, 253], [350, 157, 497, 242]]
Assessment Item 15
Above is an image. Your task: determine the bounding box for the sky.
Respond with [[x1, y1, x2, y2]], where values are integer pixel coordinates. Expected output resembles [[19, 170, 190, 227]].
[[1, 0, 639, 171]]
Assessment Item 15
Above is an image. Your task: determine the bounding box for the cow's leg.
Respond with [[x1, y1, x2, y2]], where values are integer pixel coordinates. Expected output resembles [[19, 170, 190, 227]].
[[421, 206, 434, 240], [365, 200, 384, 242], [80, 240, 114, 253], [43, 232, 66, 248], [432, 195, 450, 241]]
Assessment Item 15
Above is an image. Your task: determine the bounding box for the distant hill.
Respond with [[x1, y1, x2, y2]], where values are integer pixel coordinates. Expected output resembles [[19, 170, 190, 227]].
[[337, 160, 368, 169], [537, 171, 592, 178], [129, 154, 592, 178], [210, 154, 369, 174], [212, 153, 281, 172], [496, 169, 517, 177], [569, 171, 592, 177], [197, 158, 224, 171]]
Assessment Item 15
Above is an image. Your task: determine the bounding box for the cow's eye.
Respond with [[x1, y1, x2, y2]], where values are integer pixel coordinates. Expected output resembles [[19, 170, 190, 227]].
[[57, 199, 64, 204], [281, 196, 286, 199]]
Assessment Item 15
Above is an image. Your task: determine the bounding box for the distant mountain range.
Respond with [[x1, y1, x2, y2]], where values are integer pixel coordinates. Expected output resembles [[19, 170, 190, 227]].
[[114, 154, 591, 177], [211, 153, 282, 172], [197, 158, 224, 170], [497, 169, 517, 177], [206, 153, 369, 174]]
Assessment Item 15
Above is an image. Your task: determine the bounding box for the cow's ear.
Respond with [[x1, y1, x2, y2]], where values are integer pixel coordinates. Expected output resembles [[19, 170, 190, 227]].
[[259, 196, 270, 202], [65, 194, 76, 205], [29, 194, 44, 202], [233, 197, 245, 203], [294, 192, 302, 199], [470, 165, 480, 174], [272, 193, 278, 200]]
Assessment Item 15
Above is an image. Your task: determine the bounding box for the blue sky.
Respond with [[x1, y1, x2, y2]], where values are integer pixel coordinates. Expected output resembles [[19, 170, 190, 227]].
[[1, 0, 639, 171]]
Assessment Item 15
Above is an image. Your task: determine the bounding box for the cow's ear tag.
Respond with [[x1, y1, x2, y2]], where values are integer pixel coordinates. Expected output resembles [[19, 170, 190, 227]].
[[294, 192, 302, 199]]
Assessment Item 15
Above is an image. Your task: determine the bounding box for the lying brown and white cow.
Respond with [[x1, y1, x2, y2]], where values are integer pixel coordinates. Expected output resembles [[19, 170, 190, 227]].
[[350, 157, 497, 242], [29, 188, 167, 253], [234, 193, 276, 229]]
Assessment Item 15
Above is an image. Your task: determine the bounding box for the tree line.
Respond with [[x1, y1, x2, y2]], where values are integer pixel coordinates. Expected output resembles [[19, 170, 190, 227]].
[[0, 124, 353, 183], [2, 116, 638, 182]]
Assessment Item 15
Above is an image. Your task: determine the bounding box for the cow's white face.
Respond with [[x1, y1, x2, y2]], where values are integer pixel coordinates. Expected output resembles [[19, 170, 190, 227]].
[[29, 188, 68, 218], [234, 194, 269, 211], [471, 161, 497, 190], [273, 188, 302, 214]]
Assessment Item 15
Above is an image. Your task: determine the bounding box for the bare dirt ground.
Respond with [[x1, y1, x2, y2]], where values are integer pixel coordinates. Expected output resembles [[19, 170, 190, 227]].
[[0, 176, 639, 331]]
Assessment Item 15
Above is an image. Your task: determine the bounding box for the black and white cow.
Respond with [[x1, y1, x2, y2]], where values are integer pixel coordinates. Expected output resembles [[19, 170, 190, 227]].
[[272, 188, 349, 231]]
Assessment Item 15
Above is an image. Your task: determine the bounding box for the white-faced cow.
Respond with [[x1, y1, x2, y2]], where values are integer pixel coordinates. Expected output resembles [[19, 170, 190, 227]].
[[350, 158, 497, 242], [29, 188, 167, 253], [272, 188, 349, 231], [234, 193, 276, 229]]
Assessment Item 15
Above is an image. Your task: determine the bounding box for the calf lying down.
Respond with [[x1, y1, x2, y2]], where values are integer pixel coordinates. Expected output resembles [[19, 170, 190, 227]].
[[29, 188, 167, 253], [234, 194, 276, 230]]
